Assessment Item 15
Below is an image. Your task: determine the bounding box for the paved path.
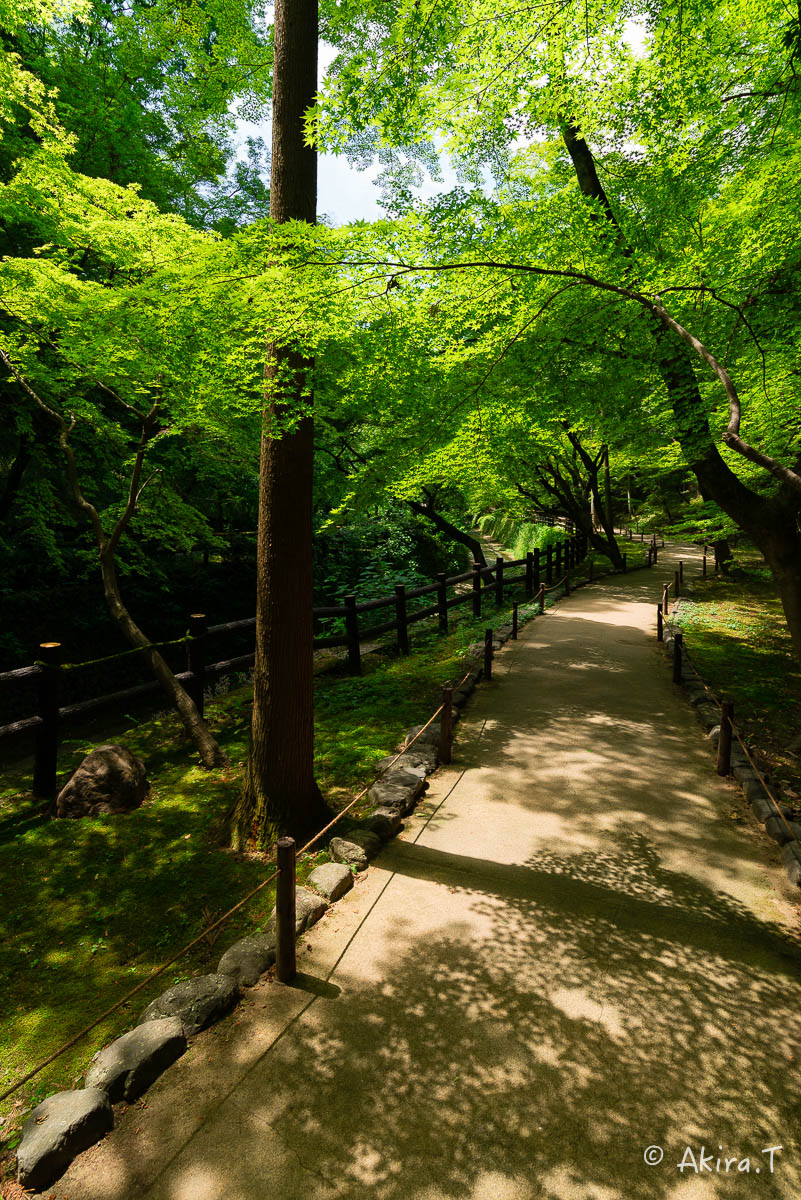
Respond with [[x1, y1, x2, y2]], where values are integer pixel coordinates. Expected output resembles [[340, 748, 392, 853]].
[[59, 544, 801, 1200]]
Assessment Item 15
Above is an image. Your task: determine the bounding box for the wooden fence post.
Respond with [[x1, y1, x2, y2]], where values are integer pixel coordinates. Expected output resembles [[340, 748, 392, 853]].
[[546, 544, 553, 584], [702, 552, 707, 578], [187, 613, 207, 718], [275, 837, 297, 983], [539, 583, 546, 614], [672, 631, 683, 684], [495, 556, 504, 606], [33, 641, 61, 800], [439, 685, 453, 765], [484, 628, 493, 680], [662, 582, 670, 615], [395, 584, 409, 655], [344, 595, 361, 675], [472, 561, 483, 618], [674, 569, 680, 599], [437, 572, 448, 634], [717, 701, 734, 776], [512, 602, 518, 640], [525, 552, 534, 598], [679, 560, 684, 585], [647, 546, 653, 568], [657, 606, 663, 641]]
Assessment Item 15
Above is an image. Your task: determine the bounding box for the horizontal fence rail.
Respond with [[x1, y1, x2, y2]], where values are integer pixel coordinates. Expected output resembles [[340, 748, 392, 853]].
[[6, 525, 671, 797]]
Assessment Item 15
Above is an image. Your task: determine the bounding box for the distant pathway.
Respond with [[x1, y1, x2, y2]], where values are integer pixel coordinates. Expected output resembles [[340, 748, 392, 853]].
[[59, 543, 801, 1200]]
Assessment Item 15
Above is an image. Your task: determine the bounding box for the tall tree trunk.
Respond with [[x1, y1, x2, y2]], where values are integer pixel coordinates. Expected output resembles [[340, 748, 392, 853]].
[[231, 0, 327, 848]]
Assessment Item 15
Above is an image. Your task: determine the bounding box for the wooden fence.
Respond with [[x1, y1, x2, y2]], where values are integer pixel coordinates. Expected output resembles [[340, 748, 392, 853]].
[[0, 534, 590, 798]]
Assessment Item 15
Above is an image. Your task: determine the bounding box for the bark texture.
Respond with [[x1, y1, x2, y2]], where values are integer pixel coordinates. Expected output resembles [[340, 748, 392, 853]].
[[232, 0, 327, 848]]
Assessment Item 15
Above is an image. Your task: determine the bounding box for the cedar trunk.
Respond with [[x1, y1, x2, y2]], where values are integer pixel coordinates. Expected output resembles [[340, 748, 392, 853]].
[[231, 0, 327, 847]]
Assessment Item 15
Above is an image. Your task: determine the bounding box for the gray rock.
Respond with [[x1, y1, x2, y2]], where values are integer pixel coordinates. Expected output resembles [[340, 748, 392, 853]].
[[266, 887, 328, 940], [452, 690, 469, 709], [750, 792, 776, 823], [733, 763, 756, 787], [17, 1089, 113, 1191], [329, 837, 369, 871], [341, 828, 382, 858], [138, 973, 238, 1036], [217, 933, 276, 987], [764, 815, 795, 846], [366, 808, 402, 839], [56, 744, 148, 819], [782, 840, 801, 887], [308, 861, 354, 902], [368, 779, 417, 814], [384, 767, 426, 796], [377, 754, 430, 779], [85, 1017, 186, 1101], [404, 724, 440, 748]]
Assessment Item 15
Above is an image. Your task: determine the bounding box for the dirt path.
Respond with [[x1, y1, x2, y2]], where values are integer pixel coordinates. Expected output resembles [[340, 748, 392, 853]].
[[57, 543, 801, 1200]]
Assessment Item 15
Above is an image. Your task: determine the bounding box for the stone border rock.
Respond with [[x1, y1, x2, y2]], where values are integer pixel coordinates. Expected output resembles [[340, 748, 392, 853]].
[[661, 605, 801, 891], [15, 599, 544, 1192]]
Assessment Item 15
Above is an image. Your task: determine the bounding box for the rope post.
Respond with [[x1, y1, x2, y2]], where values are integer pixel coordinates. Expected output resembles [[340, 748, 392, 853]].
[[640, 530, 644, 542], [187, 613, 207, 719], [546, 544, 553, 584], [439, 685, 453, 765], [657, 606, 663, 641], [674, 568, 680, 599], [495, 556, 504, 607], [653, 542, 658, 563], [436, 572, 448, 634], [395, 583, 409, 655], [662, 583, 670, 616], [344, 595, 361, 675], [555, 542, 563, 578], [511, 602, 518, 640], [622, 553, 627, 574], [275, 837, 297, 983], [539, 583, 546, 614], [484, 628, 493, 680], [672, 631, 683, 684], [679, 560, 684, 585], [702, 552, 707, 578], [647, 546, 653, 568], [472, 561, 483, 618], [33, 641, 61, 800], [525, 552, 534, 599], [717, 701, 734, 776]]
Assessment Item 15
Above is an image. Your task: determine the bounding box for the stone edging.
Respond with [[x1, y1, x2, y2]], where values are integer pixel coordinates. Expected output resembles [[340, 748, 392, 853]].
[[14, 600, 540, 1193], [660, 604, 801, 891]]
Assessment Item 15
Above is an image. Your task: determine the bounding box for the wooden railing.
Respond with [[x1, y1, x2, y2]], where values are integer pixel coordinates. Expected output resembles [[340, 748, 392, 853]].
[[0, 533, 590, 797]]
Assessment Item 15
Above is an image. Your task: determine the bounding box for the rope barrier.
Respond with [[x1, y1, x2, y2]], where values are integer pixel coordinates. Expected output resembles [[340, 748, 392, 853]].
[[33, 633, 193, 674], [0, 566, 576, 1105]]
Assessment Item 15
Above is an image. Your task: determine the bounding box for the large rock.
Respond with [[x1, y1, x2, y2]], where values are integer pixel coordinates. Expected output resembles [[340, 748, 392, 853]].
[[404, 724, 440, 749], [308, 861, 353, 902], [17, 1088, 113, 1191], [367, 779, 417, 815], [365, 808, 402, 840], [138, 973, 238, 1036], [266, 887, 328, 940], [385, 766, 426, 795], [56, 744, 148, 819], [217, 933, 276, 987], [329, 837, 369, 872], [85, 1017, 186, 1101], [782, 840, 801, 887]]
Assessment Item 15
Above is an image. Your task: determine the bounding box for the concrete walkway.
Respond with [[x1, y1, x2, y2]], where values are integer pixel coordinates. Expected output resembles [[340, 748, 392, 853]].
[[58, 544, 801, 1200]]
